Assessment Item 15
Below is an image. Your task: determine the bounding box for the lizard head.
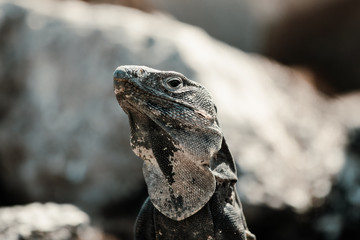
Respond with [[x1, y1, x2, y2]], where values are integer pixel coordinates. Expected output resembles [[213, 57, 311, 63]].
[[114, 65, 236, 220], [114, 65, 222, 157]]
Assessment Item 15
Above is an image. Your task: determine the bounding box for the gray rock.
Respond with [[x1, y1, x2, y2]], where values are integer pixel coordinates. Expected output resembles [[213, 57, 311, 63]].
[[0, 0, 146, 213], [0, 202, 110, 240], [0, 0, 359, 239]]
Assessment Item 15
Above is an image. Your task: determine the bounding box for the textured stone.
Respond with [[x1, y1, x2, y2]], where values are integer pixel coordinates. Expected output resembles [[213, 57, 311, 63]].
[[0, 202, 112, 240], [0, 0, 359, 239]]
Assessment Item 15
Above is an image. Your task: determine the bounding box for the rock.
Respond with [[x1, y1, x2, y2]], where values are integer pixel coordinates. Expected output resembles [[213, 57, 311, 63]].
[[0, 0, 359, 239], [0, 0, 145, 209], [80, 0, 152, 12], [0, 202, 114, 240]]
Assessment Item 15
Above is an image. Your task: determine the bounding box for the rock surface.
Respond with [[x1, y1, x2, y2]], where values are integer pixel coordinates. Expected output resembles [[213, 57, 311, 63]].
[[0, 0, 359, 239], [0, 202, 113, 240]]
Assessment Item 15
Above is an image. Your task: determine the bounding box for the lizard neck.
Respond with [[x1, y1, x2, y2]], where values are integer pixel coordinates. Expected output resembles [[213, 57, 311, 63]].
[[143, 150, 216, 221], [128, 111, 217, 220]]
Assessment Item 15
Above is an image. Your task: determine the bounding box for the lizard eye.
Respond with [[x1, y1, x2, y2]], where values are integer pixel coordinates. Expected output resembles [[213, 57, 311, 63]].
[[164, 77, 183, 90], [135, 68, 145, 77]]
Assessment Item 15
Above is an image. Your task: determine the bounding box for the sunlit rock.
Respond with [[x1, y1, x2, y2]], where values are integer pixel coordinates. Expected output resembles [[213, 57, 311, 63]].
[[0, 0, 359, 239]]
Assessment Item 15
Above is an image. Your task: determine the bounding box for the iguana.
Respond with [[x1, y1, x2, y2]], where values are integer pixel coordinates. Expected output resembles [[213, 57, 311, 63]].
[[113, 65, 256, 240]]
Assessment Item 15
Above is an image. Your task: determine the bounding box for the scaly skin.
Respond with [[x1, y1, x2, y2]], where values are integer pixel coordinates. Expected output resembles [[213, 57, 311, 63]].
[[114, 65, 255, 240]]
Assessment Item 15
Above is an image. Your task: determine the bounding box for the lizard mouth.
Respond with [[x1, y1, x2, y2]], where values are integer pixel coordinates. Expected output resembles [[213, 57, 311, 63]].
[[113, 72, 215, 131], [113, 77, 127, 95], [114, 76, 189, 112], [114, 72, 197, 110], [114, 77, 127, 83], [113, 65, 201, 115]]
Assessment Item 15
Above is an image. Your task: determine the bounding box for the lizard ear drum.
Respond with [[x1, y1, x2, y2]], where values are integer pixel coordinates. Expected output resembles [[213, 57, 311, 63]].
[[210, 138, 238, 182]]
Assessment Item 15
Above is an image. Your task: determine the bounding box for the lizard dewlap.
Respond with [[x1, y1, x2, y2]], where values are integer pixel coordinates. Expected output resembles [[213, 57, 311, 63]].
[[114, 65, 256, 240]]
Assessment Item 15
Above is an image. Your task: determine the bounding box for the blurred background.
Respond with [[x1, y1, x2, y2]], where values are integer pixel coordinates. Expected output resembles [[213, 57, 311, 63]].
[[0, 0, 359, 239]]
